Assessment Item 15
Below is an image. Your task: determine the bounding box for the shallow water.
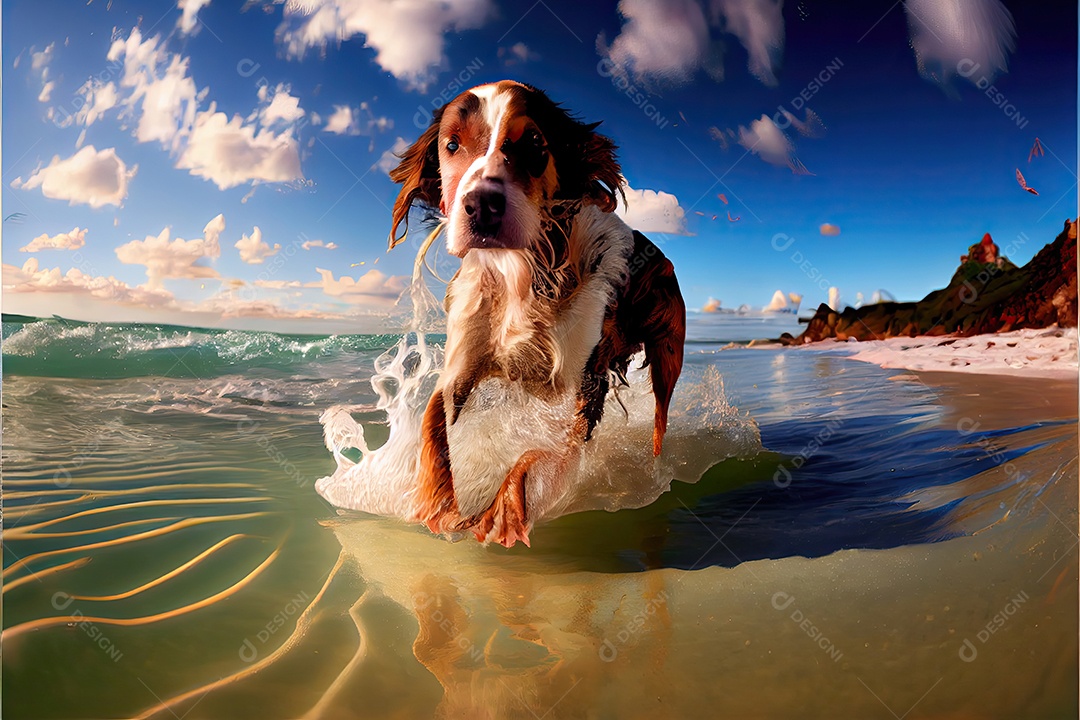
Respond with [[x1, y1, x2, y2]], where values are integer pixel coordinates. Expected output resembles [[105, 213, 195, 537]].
[[2, 317, 1076, 719]]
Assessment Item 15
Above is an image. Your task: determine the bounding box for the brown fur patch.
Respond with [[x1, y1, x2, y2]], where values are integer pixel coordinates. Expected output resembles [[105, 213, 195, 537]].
[[415, 388, 459, 531]]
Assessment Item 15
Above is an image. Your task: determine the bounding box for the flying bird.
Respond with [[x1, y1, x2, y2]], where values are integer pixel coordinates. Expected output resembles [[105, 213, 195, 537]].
[[727, 211, 741, 222], [717, 193, 728, 205], [1015, 168, 1039, 196], [1028, 138, 1044, 163], [4, 212, 26, 224], [694, 211, 705, 216]]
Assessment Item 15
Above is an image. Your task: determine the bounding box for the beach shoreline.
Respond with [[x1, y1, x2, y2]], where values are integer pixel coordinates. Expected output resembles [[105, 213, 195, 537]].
[[741, 326, 1077, 380], [797, 325, 1078, 380]]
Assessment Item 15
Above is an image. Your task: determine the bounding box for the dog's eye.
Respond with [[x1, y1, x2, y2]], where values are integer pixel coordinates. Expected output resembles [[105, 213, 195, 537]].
[[526, 129, 544, 148], [446, 138, 460, 154]]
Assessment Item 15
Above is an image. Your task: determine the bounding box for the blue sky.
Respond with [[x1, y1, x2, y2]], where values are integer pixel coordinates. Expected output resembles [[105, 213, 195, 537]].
[[2, 0, 1076, 331]]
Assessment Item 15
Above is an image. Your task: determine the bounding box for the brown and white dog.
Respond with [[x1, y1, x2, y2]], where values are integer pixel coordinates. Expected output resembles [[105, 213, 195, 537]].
[[388, 81, 685, 547]]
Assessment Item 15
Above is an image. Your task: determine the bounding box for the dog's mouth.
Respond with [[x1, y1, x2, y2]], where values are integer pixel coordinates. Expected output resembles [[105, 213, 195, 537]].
[[458, 178, 524, 251], [464, 222, 521, 250]]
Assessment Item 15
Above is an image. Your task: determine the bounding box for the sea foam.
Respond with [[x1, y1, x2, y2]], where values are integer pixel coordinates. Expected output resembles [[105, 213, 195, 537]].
[[315, 226, 761, 528]]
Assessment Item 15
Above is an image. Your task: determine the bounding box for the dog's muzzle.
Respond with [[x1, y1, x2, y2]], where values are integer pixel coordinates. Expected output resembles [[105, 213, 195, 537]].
[[462, 178, 515, 248]]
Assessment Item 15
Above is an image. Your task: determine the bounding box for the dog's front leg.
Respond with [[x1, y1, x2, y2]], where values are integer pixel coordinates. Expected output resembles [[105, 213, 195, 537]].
[[413, 387, 461, 534]]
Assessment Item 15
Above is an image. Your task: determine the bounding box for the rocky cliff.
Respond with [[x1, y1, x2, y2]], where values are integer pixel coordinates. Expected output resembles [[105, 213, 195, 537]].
[[784, 220, 1078, 345]]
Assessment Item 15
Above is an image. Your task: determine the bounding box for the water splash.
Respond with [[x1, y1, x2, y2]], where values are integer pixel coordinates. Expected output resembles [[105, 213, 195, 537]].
[[316, 225, 761, 530]]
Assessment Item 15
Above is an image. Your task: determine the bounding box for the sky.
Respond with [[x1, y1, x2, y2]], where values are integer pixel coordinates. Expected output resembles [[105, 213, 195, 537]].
[[2, 0, 1076, 331]]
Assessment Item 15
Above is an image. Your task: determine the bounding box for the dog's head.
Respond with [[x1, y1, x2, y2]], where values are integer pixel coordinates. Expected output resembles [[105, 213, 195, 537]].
[[388, 81, 623, 257]]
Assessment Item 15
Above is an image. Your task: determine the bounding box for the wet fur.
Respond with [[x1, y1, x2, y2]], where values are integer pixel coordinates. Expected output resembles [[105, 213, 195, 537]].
[[389, 82, 685, 545]]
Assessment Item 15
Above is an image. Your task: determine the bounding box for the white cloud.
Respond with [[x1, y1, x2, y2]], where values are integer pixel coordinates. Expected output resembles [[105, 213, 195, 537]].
[[12, 145, 137, 209], [599, 0, 712, 84], [738, 113, 812, 174], [827, 287, 841, 311], [235, 226, 281, 264], [301, 239, 339, 250], [500, 42, 539, 65], [4, 257, 177, 308], [178, 107, 303, 190], [277, 0, 494, 90], [598, 0, 785, 86], [323, 103, 392, 137], [178, 0, 213, 34], [616, 181, 690, 235], [254, 279, 303, 289], [259, 84, 305, 126], [108, 29, 202, 152], [3, 258, 354, 323], [780, 107, 826, 138], [20, 227, 88, 252], [323, 105, 355, 135], [115, 213, 225, 288], [136, 55, 201, 149], [31, 43, 55, 73], [905, 0, 1015, 88], [375, 136, 409, 175], [738, 114, 795, 169], [30, 42, 57, 103], [74, 80, 120, 127], [308, 267, 407, 303], [708, 0, 784, 86], [103, 28, 303, 190], [763, 289, 788, 312]]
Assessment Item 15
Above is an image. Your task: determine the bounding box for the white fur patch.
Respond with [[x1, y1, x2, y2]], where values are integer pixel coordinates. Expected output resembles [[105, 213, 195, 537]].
[[445, 84, 542, 257], [442, 205, 635, 518]]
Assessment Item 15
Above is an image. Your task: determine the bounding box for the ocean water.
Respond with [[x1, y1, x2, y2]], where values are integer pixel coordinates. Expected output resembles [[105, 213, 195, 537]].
[[2, 314, 1076, 719]]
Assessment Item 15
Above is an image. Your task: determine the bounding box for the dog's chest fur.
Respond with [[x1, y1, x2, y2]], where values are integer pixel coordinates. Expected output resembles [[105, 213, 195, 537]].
[[440, 205, 634, 517]]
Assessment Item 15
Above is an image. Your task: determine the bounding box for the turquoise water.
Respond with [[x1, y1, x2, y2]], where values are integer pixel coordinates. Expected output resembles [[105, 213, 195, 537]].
[[2, 316, 1076, 719]]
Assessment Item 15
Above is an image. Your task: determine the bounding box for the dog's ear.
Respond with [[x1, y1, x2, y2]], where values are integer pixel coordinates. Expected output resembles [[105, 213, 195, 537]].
[[580, 122, 624, 213], [388, 107, 444, 250], [526, 87, 625, 212]]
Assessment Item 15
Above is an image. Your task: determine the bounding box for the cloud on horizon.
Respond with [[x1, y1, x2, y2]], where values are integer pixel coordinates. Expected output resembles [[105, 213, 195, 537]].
[[235, 226, 281, 264], [115, 213, 225, 288]]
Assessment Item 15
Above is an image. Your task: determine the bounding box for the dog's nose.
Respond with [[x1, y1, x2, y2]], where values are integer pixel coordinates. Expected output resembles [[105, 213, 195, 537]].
[[463, 181, 505, 236]]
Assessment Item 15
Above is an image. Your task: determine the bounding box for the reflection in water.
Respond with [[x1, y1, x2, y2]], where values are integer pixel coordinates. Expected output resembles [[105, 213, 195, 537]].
[[2, 345, 1077, 719]]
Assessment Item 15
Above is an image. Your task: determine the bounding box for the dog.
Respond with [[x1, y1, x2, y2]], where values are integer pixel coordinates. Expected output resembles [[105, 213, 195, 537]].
[[388, 80, 685, 547]]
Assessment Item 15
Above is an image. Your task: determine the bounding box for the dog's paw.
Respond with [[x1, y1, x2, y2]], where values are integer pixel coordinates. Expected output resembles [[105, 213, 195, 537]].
[[472, 490, 531, 548]]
